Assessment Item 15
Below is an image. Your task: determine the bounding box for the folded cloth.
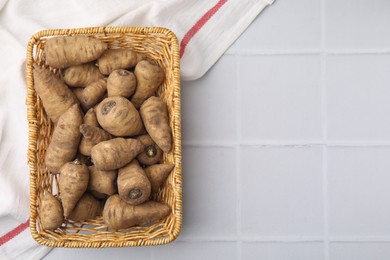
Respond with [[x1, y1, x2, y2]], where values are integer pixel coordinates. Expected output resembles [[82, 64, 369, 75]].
[[0, 0, 274, 259]]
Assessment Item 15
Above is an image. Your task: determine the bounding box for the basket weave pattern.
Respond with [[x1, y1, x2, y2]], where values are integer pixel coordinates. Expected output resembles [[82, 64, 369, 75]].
[[26, 27, 182, 247]]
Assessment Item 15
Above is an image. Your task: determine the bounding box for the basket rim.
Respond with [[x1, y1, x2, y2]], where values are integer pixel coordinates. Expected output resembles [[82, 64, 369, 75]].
[[26, 26, 182, 248]]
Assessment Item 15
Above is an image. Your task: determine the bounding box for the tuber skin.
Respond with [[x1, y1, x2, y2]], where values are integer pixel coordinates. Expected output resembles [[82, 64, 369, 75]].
[[103, 194, 171, 230], [68, 193, 103, 221], [136, 135, 163, 166], [59, 161, 89, 218], [40, 193, 63, 230], [83, 108, 99, 127], [79, 124, 112, 156], [33, 64, 78, 123], [71, 87, 87, 111], [63, 63, 104, 87], [88, 165, 117, 198], [97, 49, 138, 75], [96, 96, 144, 137], [45, 104, 83, 174], [90, 138, 144, 171], [139, 96, 172, 152], [131, 60, 164, 109], [81, 78, 108, 110], [144, 164, 175, 194], [107, 69, 136, 98], [117, 160, 151, 206], [44, 36, 107, 68], [79, 108, 100, 156]]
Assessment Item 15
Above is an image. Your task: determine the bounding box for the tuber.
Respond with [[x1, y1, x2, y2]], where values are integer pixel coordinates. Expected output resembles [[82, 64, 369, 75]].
[[97, 49, 138, 75], [136, 134, 163, 166], [140, 96, 172, 152], [90, 138, 144, 171], [44, 36, 107, 68], [33, 64, 78, 123], [45, 104, 83, 174], [68, 193, 103, 221], [107, 69, 136, 98], [96, 96, 144, 137], [59, 161, 89, 218], [88, 165, 117, 198], [131, 60, 164, 109], [144, 164, 174, 194], [103, 194, 171, 230], [81, 78, 108, 110], [63, 63, 104, 87], [79, 124, 111, 156], [40, 193, 63, 230], [117, 160, 151, 206]]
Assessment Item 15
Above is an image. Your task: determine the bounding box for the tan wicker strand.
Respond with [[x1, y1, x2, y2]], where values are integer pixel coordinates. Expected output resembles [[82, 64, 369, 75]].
[[26, 27, 182, 248]]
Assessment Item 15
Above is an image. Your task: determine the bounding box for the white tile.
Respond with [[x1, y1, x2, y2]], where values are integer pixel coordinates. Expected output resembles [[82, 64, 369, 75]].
[[43, 247, 151, 260], [237, 0, 321, 50], [179, 147, 237, 239], [328, 147, 390, 236], [242, 242, 324, 260], [326, 55, 390, 140], [181, 55, 237, 143], [240, 55, 322, 141], [326, 0, 390, 49], [329, 242, 390, 260], [241, 147, 323, 237], [152, 242, 237, 260]]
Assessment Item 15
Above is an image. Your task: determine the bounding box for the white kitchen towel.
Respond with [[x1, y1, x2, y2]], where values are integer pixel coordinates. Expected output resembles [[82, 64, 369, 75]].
[[0, 0, 273, 259]]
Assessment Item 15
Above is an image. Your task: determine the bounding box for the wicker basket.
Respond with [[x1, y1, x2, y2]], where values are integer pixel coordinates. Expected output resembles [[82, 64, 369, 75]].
[[26, 27, 182, 247]]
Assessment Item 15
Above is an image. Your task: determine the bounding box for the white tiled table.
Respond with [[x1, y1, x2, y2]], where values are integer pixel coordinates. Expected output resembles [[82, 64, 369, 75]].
[[45, 0, 390, 259]]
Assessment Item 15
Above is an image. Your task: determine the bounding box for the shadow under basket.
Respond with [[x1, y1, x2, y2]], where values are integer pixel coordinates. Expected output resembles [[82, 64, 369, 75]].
[[26, 27, 182, 248]]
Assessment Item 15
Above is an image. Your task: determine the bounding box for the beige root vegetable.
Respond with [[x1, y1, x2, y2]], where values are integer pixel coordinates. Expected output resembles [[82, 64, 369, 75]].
[[63, 63, 104, 87], [71, 87, 86, 110], [145, 164, 175, 194], [40, 193, 63, 230], [33, 64, 78, 123], [136, 135, 163, 166], [59, 161, 89, 218], [140, 96, 172, 152], [83, 108, 99, 127], [68, 193, 103, 221], [117, 160, 151, 205], [91, 138, 144, 171], [88, 165, 117, 198], [96, 97, 144, 137], [81, 78, 108, 110], [45, 104, 83, 173], [44, 36, 107, 68], [136, 52, 147, 63], [79, 124, 111, 156], [97, 49, 138, 75], [131, 60, 164, 109], [103, 194, 171, 230], [107, 69, 136, 98]]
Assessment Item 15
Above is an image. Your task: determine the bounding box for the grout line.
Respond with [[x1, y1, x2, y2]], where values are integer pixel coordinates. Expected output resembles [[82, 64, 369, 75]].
[[183, 140, 390, 147], [320, 0, 329, 259], [235, 47, 243, 260], [176, 236, 390, 243], [223, 49, 390, 56]]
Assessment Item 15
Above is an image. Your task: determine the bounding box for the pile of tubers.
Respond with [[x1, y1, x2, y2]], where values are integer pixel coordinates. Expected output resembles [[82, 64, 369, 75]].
[[34, 35, 174, 231]]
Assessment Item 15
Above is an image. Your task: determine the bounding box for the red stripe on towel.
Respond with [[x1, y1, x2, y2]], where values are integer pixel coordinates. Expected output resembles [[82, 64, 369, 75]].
[[0, 219, 29, 246], [180, 0, 228, 58]]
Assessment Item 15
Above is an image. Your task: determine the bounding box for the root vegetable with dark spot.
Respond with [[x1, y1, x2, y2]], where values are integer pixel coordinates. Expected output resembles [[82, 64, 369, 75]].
[[107, 69, 136, 98], [96, 96, 144, 137], [136, 135, 163, 165], [117, 160, 151, 205]]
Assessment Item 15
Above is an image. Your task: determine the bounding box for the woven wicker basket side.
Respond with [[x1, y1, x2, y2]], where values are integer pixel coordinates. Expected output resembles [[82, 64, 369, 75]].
[[26, 27, 182, 248]]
